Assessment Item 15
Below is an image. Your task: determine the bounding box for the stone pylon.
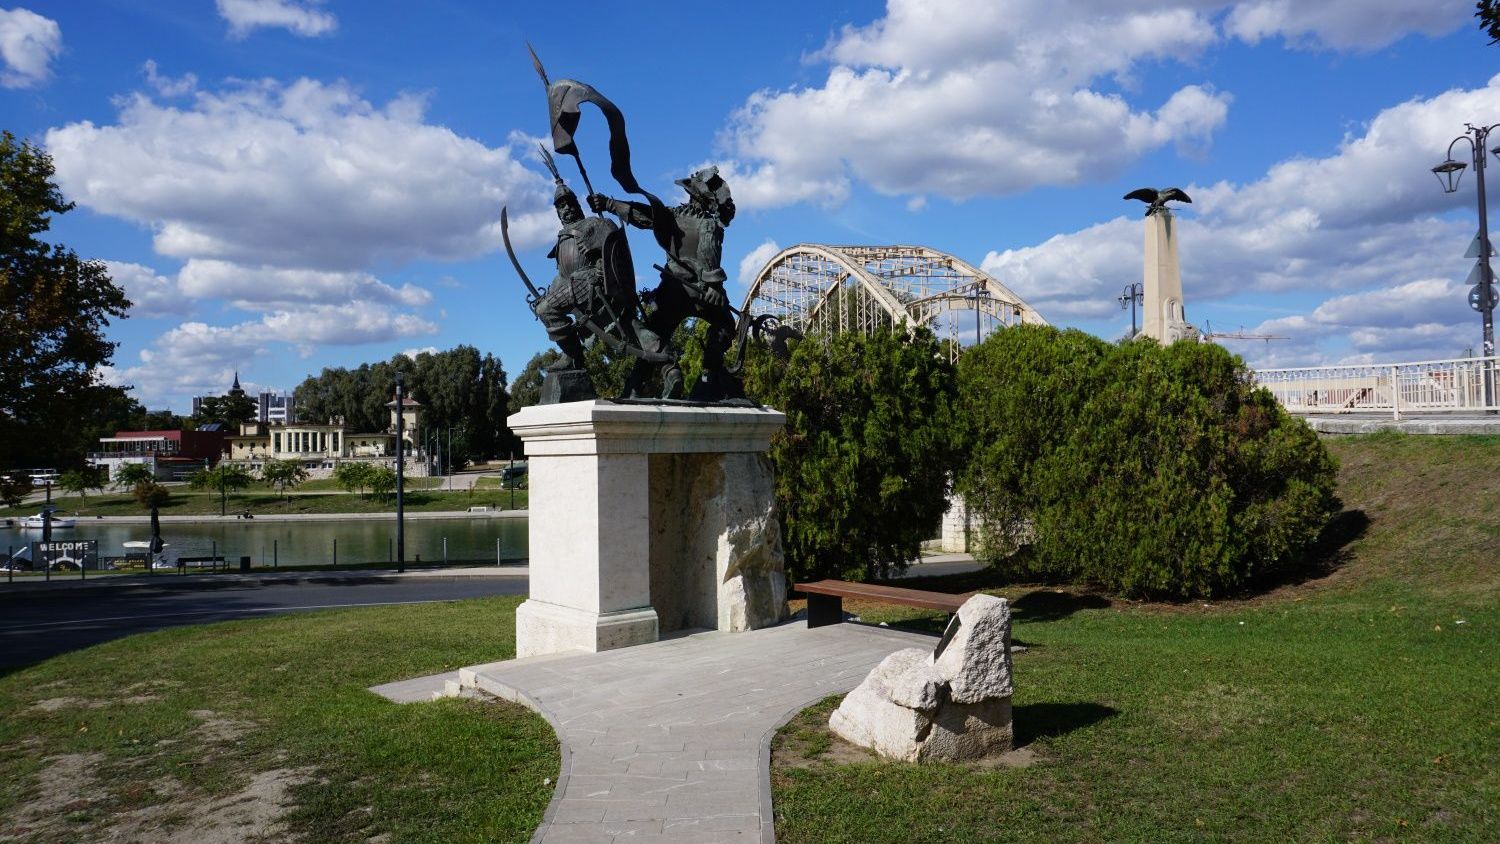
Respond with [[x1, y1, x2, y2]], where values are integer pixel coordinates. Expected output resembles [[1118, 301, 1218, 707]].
[[1141, 209, 1195, 343]]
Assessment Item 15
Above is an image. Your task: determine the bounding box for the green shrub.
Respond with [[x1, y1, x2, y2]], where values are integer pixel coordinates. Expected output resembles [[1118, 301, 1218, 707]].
[[745, 327, 956, 582], [133, 481, 171, 509], [956, 325, 1338, 599]]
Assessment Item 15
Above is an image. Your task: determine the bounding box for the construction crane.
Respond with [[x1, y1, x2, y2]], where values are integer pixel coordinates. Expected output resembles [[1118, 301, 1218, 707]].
[[1199, 321, 1288, 343]]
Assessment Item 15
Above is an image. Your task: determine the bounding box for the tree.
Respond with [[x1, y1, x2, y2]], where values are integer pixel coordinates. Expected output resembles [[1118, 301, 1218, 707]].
[[189, 463, 254, 516], [134, 481, 171, 509], [259, 458, 309, 502], [190, 393, 256, 429], [57, 467, 105, 505], [743, 327, 957, 582], [333, 461, 376, 498], [507, 350, 561, 414], [114, 462, 156, 491], [1, 132, 134, 470], [368, 464, 397, 500], [1479, 1, 1500, 43], [0, 473, 32, 508], [955, 325, 1339, 599]]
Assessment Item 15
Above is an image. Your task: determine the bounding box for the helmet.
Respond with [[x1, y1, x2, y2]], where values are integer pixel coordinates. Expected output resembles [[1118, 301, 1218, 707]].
[[675, 166, 733, 209]]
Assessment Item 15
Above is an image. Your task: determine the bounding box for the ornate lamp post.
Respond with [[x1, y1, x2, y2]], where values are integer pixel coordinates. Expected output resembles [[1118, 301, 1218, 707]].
[[1432, 122, 1500, 410], [1118, 282, 1144, 338]]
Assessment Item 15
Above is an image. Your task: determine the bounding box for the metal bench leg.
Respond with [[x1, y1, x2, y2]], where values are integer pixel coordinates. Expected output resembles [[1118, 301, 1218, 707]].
[[807, 593, 843, 628]]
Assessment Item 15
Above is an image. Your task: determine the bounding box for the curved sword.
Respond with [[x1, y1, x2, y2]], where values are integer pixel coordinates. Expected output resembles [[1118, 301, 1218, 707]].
[[500, 206, 542, 308]]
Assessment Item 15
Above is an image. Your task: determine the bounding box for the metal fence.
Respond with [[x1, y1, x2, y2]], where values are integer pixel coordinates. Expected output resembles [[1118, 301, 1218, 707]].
[[1254, 355, 1500, 419]]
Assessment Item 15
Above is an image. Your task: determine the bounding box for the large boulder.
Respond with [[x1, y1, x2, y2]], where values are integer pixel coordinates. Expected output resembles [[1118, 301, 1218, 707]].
[[828, 594, 1014, 762]]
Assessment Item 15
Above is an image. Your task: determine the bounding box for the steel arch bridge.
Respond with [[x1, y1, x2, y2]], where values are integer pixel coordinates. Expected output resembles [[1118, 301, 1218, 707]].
[[740, 244, 1047, 356]]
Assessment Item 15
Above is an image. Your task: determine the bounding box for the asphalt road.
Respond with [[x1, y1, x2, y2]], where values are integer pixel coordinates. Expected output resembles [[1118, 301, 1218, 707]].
[[0, 578, 527, 672]]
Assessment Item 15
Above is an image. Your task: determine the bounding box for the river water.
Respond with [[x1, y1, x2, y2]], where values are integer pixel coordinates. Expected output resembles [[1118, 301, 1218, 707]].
[[1, 517, 528, 567]]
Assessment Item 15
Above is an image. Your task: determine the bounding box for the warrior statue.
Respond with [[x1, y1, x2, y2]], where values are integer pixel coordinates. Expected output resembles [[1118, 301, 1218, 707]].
[[588, 166, 740, 401], [514, 150, 665, 403]]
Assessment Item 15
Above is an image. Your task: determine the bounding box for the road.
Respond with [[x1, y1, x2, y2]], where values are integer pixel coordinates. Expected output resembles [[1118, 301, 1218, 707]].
[[0, 577, 527, 672]]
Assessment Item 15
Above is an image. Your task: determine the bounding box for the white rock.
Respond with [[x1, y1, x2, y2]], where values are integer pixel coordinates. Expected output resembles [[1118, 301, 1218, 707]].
[[932, 594, 1013, 703], [830, 594, 1015, 762]]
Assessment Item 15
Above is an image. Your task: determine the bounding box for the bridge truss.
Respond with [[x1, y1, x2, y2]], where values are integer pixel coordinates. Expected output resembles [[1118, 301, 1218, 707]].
[[741, 244, 1047, 357]]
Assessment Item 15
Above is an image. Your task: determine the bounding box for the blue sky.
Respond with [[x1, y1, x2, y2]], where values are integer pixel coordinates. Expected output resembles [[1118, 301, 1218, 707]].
[[3, 0, 1498, 411]]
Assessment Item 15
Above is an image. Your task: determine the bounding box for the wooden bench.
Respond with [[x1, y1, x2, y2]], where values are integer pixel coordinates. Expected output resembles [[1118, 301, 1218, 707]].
[[793, 579, 970, 628]]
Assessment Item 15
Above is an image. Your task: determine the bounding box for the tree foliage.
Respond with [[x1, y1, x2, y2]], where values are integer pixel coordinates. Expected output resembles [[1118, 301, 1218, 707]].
[[114, 462, 155, 490], [743, 327, 956, 582], [133, 481, 171, 509], [955, 325, 1339, 599], [0, 132, 133, 469], [1479, 1, 1500, 43], [189, 463, 254, 515], [333, 461, 376, 498], [58, 467, 105, 503], [368, 464, 397, 500], [295, 345, 514, 465], [0, 473, 32, 508], [191, 393, 257, 429], [260, 458, 309, 501]]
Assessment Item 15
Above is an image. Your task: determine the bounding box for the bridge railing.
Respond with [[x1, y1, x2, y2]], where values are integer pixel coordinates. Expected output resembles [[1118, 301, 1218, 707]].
[[1254, 356, 1500, 419]]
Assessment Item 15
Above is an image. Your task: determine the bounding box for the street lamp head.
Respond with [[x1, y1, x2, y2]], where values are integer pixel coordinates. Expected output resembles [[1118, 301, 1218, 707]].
[[1432, 158, 1466, 194], [1492, 145, 1500, 163]]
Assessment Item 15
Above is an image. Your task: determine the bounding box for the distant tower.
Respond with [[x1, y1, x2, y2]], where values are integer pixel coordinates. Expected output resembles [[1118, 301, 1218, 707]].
[[1125, 187, 1198, 343], [387, 394, 421, 449], [229, 371, 245, 399]]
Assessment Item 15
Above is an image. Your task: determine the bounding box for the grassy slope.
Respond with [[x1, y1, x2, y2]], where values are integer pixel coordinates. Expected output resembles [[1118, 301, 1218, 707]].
[[771, 433, 1500, 843], [0, 597, 556, 843], [1, 488, 527, 517]]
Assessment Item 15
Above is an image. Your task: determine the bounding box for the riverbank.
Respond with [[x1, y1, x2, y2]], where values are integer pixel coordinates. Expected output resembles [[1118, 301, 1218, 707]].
[[0, 489, 529, 519]]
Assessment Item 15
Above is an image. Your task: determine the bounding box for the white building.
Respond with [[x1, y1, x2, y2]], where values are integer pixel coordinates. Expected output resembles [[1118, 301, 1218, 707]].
[[223, 396, 426, 478]]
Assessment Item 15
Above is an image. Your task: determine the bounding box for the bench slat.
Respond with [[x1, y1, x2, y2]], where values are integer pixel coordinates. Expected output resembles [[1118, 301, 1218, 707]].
[[793, 579, 969, 612]]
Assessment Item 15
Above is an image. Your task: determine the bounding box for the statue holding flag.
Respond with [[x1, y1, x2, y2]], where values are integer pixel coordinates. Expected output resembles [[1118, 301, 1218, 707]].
[[504, 46, 795, 403]]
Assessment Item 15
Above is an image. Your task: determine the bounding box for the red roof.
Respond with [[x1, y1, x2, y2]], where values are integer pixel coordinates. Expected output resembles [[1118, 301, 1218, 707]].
[[112, 430, 183, 440]]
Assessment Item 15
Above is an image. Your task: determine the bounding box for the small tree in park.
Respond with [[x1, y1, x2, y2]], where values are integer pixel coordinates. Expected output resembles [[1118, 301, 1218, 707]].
[[743, 327, 957, 582], [189, 463, 254, 516], [133, 481, 172, 509], [115, 462, 155, 491], [368, 465, 397, 501], [57, 467, 106, 506], [333, 461, 376, 498], [260, 459, 309, 503], [0, 474, 32, 509]]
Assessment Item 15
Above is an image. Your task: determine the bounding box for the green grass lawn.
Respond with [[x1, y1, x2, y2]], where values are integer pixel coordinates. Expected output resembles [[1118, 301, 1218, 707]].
[[771, 433, 1500, 843], [1, 488, 528, 517], [0, 596, 555, 843]]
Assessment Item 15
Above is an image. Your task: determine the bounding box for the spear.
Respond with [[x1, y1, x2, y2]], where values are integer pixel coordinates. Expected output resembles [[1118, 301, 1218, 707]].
[[526, 42, 598, 201]]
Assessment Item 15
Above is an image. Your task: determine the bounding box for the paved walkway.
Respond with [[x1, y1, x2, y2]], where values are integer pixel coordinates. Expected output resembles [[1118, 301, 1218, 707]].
[[458, 622, 934, 844]]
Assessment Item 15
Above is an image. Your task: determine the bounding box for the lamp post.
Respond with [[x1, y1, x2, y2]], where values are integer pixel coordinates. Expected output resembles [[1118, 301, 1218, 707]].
[[1432, 122, 1500, 411], [1118, 282, 1144, 338], [395, 373, 406, 572]]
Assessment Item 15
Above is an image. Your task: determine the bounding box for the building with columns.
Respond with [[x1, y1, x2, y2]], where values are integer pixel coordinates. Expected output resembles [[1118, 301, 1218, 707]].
[[223, 395, 427, 478]]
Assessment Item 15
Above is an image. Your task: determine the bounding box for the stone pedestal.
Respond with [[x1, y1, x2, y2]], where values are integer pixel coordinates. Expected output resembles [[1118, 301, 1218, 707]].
[[1141, 209, 1194, 343], [508, 401, 788, 658]]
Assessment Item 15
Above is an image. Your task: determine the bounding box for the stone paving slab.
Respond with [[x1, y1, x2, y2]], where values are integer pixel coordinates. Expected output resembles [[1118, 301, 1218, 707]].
[[462, 622, 935, 844]]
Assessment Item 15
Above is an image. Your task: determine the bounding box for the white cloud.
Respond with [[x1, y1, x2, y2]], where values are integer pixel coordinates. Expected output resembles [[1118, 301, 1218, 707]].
[[983, 75, 1500, 365], [106, 303, 439, 407], [105, 261, 192, 318], [0, 7, 60, 89], [44, 77, 555, 271], [719, 0, 1474, 209], [216, 0, 336, 39], [142, 59, 196, 97], [738, 240, 782, 286], [402, 346, 439, 360], [1225, 0, 1470, 50], [176, 259, 431, 309]]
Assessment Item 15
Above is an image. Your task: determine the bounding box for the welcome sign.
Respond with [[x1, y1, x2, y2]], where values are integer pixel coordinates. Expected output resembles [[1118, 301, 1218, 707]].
[[30, 540, 99, 571]]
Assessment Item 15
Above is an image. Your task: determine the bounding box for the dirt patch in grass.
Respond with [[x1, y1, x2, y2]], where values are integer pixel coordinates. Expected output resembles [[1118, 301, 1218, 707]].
[[187, 710, 254, 745], [106, 767, 314, 844]]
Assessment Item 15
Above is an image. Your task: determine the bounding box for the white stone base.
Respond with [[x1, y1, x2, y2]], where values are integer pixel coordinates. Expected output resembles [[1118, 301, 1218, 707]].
[[514, 599, 659, 658]]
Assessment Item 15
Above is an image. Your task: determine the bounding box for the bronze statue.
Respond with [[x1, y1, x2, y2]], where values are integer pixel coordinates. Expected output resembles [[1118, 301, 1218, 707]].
[[1124, 187, 1192, 216], [589, 166, 740, 401]]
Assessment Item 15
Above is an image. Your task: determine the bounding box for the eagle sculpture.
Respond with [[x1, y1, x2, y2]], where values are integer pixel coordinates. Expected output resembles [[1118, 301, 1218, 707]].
[[1124, 187, 1192, 216]]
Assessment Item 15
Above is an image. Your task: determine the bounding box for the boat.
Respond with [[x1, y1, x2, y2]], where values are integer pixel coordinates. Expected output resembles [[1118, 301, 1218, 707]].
[[18, 510, 76, 529], [122, 540, 175, 569]]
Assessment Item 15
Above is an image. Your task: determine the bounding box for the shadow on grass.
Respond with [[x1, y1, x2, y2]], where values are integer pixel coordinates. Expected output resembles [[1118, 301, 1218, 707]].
[[1013, 701, 1118, 747], [1010, 590, 1112, 622], [1238, 507, 1370, 596]]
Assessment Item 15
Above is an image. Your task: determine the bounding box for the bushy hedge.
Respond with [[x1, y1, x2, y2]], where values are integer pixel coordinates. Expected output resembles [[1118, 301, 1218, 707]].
[[955, 325, 1338, 599], [745, 328, 956, 582]]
